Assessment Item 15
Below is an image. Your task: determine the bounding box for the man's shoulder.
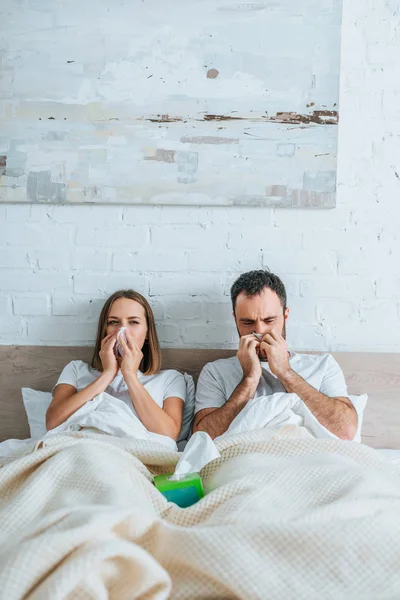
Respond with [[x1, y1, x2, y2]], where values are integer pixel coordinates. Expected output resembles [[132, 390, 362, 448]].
[[291, 352, 339, 370], [200, 356, 240, 377]]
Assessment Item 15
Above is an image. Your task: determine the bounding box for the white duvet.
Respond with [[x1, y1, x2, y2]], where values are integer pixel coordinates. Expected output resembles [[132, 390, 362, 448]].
[[216, 392, 362, 442], [30, 391, 176, 450]]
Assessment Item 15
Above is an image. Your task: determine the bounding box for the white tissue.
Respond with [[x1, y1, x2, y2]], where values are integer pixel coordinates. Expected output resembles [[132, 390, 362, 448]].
[[115, 327, 127, 357], [253, 332, 263, 340], [169, 431, 220, 481]]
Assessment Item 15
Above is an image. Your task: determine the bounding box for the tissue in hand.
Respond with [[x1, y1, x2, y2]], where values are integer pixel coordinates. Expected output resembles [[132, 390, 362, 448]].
[[115, 327, 127, 357], [154, 432, 220, 508]]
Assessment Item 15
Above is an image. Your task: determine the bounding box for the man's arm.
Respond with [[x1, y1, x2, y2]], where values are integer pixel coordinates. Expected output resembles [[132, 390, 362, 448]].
[[193, 376, 258, 439], [279, 369, 357, 440], [193, 335, 262, 439], [260, 331, 357, 441]]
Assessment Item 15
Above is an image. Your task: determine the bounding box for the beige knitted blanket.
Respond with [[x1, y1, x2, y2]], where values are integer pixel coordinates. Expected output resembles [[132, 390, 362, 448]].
[[1, 428, 400, 600]]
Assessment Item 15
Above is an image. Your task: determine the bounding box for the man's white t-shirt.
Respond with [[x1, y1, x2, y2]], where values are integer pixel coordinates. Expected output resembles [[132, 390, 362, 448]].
[[55, 360, 187, 422], [195, 353, 348, 414]]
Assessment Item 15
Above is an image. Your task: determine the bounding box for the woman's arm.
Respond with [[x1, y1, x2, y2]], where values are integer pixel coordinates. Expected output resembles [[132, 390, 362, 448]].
[[126, 374, 183, 440], [46, 333, 119, 430], [119, 332, 184, 440], [46, 372, 115, 430]]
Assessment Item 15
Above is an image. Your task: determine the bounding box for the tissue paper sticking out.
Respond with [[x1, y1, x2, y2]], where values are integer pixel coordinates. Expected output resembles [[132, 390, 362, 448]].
[[253, 332, 263, 340], [169, 431, 221, 481], [115, 327, 127, 357]]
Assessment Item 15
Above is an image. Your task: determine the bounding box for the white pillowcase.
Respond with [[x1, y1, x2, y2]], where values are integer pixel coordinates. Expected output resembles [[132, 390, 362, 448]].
[[348, 394, 368, 442], [22, 372, 196, 443], [21, 388, 52, 439], [180, 373, 195, 442]]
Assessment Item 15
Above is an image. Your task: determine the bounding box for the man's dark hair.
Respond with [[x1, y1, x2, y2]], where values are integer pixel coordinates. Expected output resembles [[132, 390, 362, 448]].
[[230, 270, 287, 313]]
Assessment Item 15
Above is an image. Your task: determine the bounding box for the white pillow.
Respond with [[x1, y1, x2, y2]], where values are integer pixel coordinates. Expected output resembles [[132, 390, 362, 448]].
[[21, 372, 196, 442], [21, 388, 52, 439], [348, 394, 368, 442], [179, 373, 195, 443]]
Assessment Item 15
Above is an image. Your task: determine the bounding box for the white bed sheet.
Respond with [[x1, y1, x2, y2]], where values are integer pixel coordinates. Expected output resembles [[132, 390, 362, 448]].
[[376, 449, 400, 465]]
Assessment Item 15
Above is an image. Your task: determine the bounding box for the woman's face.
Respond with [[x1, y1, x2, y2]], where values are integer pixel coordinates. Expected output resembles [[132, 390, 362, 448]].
[[106, 297, 148, 350]]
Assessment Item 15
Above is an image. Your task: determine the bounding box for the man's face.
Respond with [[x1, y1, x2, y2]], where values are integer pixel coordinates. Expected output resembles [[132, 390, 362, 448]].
[[233, 288, 289, 341]]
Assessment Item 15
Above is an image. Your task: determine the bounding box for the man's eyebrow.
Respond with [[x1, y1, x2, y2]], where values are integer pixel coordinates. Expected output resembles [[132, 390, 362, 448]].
[[239, 316, 278, 322]]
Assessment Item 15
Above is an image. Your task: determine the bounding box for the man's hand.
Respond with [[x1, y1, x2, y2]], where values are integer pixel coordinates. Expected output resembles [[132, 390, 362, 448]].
[[193, 337, 261, 439], [260, 329, 290, 379], [237, 334, 262, 383]]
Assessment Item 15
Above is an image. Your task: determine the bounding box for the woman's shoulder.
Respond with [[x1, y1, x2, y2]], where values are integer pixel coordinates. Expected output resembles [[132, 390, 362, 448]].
[[65, 359, 90, 369], [141, 369, 186, 391], [61, 360, 95, 374], [154, 369, 185, 381]]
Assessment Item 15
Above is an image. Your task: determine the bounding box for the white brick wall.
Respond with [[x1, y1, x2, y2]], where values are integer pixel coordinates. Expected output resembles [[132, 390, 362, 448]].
[[0, 0, 399, 351]]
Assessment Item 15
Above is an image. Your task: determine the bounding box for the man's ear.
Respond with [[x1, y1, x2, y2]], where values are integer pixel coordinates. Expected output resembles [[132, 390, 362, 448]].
[[284, 307, 290, 320]]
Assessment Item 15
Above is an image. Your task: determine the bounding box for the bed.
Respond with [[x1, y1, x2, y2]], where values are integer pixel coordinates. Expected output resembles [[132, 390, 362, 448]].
[[1, 346, 400, 599], [1, 346, 399, 447]]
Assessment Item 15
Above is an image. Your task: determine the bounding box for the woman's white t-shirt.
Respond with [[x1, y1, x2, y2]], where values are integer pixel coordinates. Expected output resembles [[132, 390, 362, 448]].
[[55, 360, 187, 423]]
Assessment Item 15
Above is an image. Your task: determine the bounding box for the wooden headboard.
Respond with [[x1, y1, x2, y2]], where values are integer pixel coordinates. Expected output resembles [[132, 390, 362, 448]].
[[0, 346, 399, 448]]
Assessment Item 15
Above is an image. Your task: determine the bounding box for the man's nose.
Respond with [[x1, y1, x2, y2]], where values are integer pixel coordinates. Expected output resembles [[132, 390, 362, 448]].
[[254, 323, 267, 335]]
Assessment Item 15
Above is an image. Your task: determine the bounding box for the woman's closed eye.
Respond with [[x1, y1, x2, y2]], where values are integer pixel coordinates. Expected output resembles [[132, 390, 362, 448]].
[[108, 320, 140, 325]]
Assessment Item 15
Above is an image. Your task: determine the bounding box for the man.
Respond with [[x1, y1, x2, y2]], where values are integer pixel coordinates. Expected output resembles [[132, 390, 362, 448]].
[[193, 270, 358, 441]]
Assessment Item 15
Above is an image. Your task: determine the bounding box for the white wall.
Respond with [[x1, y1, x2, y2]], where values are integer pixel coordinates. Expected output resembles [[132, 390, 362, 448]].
[[0, 0, 399, 351]]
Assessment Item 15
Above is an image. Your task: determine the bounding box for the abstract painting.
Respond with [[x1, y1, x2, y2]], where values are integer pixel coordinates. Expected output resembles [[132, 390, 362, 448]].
[[0, 0, 342, 207]]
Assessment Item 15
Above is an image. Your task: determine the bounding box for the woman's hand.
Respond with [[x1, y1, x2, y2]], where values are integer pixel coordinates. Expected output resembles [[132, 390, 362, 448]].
[[99, 333, 119, 378], [119, 330, 143, 380]]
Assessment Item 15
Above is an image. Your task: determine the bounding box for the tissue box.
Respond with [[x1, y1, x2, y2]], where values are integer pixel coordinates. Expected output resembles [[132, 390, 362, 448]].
[[154, 472, 204, 508]]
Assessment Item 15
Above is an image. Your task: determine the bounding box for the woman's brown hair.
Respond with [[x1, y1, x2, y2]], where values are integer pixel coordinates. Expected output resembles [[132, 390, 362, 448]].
[[91, 290, 162, 375]]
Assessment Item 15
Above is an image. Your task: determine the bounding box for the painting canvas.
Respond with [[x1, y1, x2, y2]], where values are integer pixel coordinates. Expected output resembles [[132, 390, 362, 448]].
[[0, 0, 342, 207]]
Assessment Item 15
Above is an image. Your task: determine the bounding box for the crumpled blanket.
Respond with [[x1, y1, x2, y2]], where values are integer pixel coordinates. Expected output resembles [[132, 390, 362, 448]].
[[1, 427, 400, 599], [216, 392, 350, 442]]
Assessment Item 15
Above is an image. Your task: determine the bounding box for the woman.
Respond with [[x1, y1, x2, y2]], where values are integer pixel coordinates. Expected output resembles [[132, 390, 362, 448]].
[[46, 290, 186, 447]]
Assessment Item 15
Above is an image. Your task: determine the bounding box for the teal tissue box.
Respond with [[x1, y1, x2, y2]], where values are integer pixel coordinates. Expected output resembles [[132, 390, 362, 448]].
[[154, 472, 204, 508]]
